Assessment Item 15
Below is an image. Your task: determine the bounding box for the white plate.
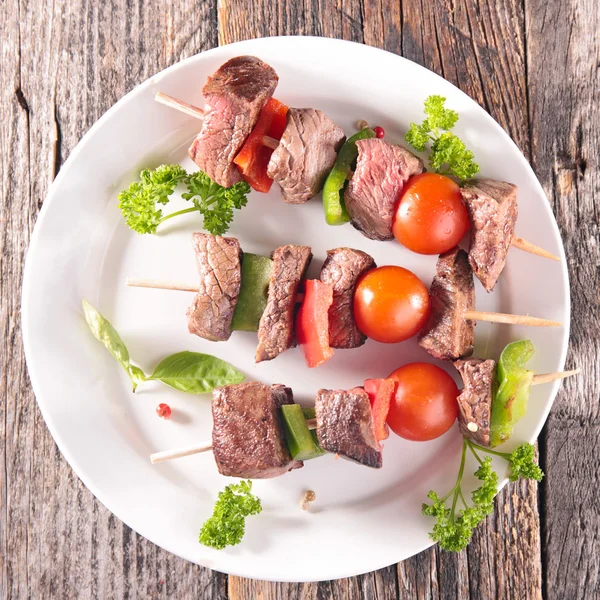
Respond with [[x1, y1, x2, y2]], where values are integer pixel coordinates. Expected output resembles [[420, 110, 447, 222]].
[[22, 37, 570, 582]]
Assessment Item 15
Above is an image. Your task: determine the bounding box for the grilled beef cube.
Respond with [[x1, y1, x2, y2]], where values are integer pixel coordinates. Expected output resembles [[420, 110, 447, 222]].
[[315, 387, 382, 468], [187, 233, 242, 342], [188, 56, 278, 188], [319, 247, 376, 349], [454, 358, 496, 447], [418, 248, 475, 360], [267, 108, 346, 204], [460, 179, 518, 292], [212, 382, 303, 479], [345, 138, 423, 240], [256, 245, 312, 362]]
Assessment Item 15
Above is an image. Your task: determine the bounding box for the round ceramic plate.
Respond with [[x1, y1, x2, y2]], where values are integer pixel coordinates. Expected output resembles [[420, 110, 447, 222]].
[[22, 37, 570, 582]]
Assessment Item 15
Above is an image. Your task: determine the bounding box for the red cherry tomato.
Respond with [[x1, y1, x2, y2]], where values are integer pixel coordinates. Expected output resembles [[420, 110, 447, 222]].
[[353, 266, 429, 343], [392, 173, 470, 255], [387, 362, 458, 441]]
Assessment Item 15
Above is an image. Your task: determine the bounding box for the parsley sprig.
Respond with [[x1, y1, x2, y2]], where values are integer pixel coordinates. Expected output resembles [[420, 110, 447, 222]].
[[406, 95, 480, 182], [423, 438, 543, 552], [118, 165, 251, 236], [199, 480, 262, 550]]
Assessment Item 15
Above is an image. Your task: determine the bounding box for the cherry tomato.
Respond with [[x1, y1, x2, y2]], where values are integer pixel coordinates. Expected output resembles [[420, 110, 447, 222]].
[[392, 173, 470, 255], [353, 266, 430, 343], [387, 362, 459, 441]]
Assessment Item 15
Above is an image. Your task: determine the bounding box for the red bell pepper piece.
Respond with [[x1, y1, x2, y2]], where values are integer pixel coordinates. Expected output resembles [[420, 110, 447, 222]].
[[296, 280, 334, 368], [233, 98, 288, 193], [364, 378, 395, 443]]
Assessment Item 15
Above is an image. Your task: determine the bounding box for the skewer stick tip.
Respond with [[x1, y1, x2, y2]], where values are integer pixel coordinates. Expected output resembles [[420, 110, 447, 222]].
[[532, 368, 581, 386]]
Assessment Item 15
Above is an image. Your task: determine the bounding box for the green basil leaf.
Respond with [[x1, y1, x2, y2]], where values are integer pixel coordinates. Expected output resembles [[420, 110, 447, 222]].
[[82, 300, 146, 391], [149, 351, 244, 394]]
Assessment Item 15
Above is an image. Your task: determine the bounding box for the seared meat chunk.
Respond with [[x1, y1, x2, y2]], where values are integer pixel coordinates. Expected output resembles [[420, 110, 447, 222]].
[[267, 108, 346, 204], [454, 358, 496, 447], [460, 179, 518, 292], [315, 387, 382, 468], [188, 56, 278, 187], [319, 247, 375, 348], [256, 245, 312, 362], [345, 138, 423, 240], [212, 382, 303, 479], [418, 248, 475, 360], [187, 233, 242, 341]]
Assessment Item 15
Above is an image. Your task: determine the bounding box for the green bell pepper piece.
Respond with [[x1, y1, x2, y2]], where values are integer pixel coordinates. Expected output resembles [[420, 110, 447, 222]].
[[282, 404, 325, 461], [322, 127, 376, 225], [490, 340, 535, 447], [231, 253, 272, 332]]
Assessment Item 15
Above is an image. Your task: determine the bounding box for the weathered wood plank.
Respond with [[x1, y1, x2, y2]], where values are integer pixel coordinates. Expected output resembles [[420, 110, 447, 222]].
[[526, 0, 600, 598], [0, 1, 226, 598]]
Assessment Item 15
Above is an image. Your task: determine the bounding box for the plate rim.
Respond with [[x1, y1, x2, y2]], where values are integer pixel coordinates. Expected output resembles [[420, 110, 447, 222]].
[[21, 35, 571, 581]]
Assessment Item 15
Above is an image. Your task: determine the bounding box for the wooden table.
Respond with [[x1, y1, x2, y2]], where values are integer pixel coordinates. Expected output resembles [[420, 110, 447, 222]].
[[1, 1, 598, 598]]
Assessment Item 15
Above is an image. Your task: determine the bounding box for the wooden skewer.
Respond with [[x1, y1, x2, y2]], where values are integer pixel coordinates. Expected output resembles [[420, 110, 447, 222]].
[[531, 368, 580, 385], [510, 236, 560, 262], [463, 310, 561, 327], [128, 279, 561, 327], [127, 277, 199, 292], [155, 92, 279, 150], [151, 418, 318, 464]]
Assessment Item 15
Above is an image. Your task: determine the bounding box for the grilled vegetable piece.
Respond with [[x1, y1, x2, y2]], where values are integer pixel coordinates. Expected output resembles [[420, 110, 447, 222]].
[[189, 56, 278, 188], [344, 138, 424, 241], [187, 233, 242, 342], [322, 127, 376, 225], [212, 382, 303, 479], [233, 98, 289, 192], [255, 245, 312, 362], [454, 358, 496, 447], [315, 387, 382, 468], [281, 404, 325, 461], [460, 179, 518, 292], [267, 108, 346, 204], [296, 280, 335, 368], [364, 378, 395, 443], [319, 247, 376, 349], [418, 248, 475, 360], [230, 253, 273, 332], [490, 340, 534, 447]]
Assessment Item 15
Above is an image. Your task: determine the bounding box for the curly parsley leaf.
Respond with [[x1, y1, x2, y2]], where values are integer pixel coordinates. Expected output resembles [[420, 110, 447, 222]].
[[405, 95, 479, 182], [183, 172, 250, 236], [118, 164, 188, 234], [118, 165, 251, 236], [423, 438, 543, 552], [507, 443, 544, 482], [199, 480, 262, 550]]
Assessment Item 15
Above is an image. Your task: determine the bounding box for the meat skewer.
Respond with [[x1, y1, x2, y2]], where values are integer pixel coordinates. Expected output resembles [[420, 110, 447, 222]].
[[150, 369, 576, 468], [418, 248, 561, 362]]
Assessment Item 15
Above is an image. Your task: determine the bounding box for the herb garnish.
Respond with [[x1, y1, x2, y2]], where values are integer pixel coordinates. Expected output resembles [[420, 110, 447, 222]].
[[118, 165, 251, 236], [83, 300, 244, 393], [423, 438, 543, 552], [406, 95, 480, 182], [199, 480, 262, 550]]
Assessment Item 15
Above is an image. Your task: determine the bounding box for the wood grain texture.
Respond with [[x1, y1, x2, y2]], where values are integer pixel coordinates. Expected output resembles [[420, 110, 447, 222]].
[[1, 0, 597, 598], [526, 0, 600, 598], [0, 1, 226, 599]]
